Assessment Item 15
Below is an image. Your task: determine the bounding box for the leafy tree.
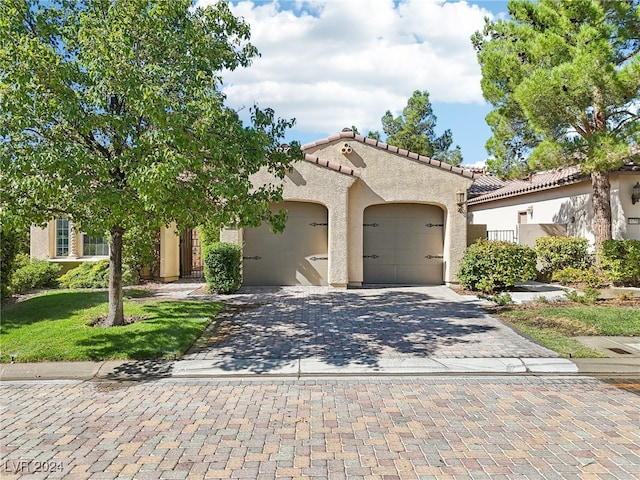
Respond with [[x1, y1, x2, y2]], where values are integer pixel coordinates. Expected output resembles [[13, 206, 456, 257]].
[[0, 0, 300, 325], [473, 0, 640, 251], [381, 90, 463, 165]]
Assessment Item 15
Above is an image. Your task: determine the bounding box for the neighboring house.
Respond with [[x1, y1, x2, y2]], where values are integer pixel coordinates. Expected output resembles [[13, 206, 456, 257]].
[[468, 162, 640, 246], [30, 217, 110, 274]]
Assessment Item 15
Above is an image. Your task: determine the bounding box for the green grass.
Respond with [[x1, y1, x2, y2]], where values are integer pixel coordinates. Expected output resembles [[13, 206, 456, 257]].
[[495, 303, 640, 358], [0, 290, 222, 362]]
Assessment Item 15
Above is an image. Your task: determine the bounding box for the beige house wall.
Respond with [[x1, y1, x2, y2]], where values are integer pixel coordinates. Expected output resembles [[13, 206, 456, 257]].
[[469, 172, 640, 244], [224, 136, 473, 287], [159, 223, 180, 282]]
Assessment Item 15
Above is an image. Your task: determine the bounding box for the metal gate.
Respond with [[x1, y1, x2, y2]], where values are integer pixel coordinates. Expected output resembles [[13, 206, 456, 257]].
[[180, 228, 203, 279]]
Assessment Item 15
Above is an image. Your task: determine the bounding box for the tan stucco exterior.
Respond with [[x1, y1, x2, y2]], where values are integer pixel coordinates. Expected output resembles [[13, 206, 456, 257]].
[[469, 172, 640, 245], [223, 132, 475, 287], [159, 224, 180, 282]]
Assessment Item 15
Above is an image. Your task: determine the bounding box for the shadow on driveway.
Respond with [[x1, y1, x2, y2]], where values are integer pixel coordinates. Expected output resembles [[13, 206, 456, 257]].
[[182, 287, 555, 374]]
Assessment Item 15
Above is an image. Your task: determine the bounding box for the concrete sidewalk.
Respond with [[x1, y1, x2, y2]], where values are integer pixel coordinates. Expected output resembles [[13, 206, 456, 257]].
[[1, 356, 638, 382]]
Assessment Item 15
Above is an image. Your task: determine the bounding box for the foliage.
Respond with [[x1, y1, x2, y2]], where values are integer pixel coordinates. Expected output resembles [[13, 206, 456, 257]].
[[59, 260, 138, 289], [564, 287, 601, 304], [203, 242, 242, 294], [482, 292, 514, 306], [199, 222, 221, 249], [0, 0, 300, 325], [473, 0, 640, 251], [380, 90, 463, 166], [1, 226, 22, 300], [599, 239, 640, 286], [458, 239, 537, 293], [552, 267, 605, 288], [534, 236, 592, 279], [9, 254, 62, 294], [0, 290, 221, 362], [123, 225, 160, 279]]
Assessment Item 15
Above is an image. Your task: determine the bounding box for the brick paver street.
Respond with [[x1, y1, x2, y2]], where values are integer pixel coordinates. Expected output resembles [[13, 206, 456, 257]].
[[1, 376, 639, 479], [184, 286, 557, 373]]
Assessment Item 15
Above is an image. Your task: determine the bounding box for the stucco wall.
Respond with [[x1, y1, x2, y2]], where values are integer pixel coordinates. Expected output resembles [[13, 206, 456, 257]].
[[227, 137, 474, 286], [469, 172, 640, 244], [30, 224, 51, 260], [159, 224, 180, 282]]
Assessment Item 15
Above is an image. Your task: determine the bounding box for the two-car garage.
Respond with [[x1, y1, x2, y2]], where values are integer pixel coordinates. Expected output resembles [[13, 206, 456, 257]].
[[242, 201, 444, 286]]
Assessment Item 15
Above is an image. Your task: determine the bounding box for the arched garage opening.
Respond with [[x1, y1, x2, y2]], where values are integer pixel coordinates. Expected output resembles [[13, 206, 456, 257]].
[[242, 201, 329, 286], [363, 203, 444, 284]]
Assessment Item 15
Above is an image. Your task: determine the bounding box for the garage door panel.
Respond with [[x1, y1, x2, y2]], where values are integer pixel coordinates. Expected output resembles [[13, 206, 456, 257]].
[[363, 203, 444, 285], [243, 202, 328, 286]]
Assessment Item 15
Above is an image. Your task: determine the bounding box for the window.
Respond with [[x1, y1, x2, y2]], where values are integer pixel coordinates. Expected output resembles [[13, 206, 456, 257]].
[[55, 217, 69, 256], [82, 234, 109, 256]]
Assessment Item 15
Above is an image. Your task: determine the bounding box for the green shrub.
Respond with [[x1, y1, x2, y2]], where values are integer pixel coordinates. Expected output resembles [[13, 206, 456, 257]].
[[59, 260, 137, 289], [599, 239, 640, 286], [203, 242, 242, 294], [564, 287, 600, 304], [552, 266, 605, 288], [458, 239, 537, 293], [535, 236, 592, 280], [9, 254, 62, 294]]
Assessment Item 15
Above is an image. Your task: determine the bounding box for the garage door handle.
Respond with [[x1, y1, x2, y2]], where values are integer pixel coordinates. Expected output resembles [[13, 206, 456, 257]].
[[243, 256, 262, 260], [425, 255, 443, 259], [363, 254, 379, 259], [425, 223, 444, 227], [363, 223, 379, 227], [310, 256, 328, 261], [309, 222, 328, 227]]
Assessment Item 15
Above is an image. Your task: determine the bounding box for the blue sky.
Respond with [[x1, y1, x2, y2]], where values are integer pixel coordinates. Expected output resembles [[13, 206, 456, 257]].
[[198, 0, 510, 167]]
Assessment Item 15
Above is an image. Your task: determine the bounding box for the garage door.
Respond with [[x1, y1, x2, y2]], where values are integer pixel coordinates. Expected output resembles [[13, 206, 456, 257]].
[[363, 203, 444, 284], [243, 202, 328, 286]]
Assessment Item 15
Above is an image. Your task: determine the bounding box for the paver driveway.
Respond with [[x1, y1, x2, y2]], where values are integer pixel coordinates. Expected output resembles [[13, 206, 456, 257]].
[[181, 286, 557, 373]]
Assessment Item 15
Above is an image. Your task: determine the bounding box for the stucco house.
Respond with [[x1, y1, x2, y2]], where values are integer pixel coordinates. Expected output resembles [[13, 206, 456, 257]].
[[31, 130, 477, 286], [468, 162, 640, 246]]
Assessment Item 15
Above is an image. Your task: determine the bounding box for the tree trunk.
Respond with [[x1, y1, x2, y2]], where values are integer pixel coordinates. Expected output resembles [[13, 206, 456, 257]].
[[591, 171, 612, 262], [105, 225, 125, 327]]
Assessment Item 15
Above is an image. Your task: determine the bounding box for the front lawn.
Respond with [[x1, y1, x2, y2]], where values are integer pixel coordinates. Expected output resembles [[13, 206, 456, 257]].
[[493, 302, 640, 358], [0, 290, 222, 362]]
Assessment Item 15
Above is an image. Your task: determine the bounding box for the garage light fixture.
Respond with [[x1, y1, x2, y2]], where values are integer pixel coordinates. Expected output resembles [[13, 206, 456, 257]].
[[456, 189, 466, 213], [632, 182, 640, 205]]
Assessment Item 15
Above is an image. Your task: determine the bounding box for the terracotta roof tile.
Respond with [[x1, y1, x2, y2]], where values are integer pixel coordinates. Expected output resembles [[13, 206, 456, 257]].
[[302, 153, 361, 177], [468, 166, 586, 204], [302, 130, 477, 179]]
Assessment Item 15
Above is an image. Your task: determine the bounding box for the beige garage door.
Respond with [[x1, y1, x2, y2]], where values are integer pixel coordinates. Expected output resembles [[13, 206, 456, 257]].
[[363, 203, 444, 284], [243, 202, 328, 286]]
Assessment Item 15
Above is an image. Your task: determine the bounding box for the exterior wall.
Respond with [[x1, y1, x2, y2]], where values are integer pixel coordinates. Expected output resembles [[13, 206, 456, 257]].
[[469, 172, 640, 244], [30, 220, 108, 271], [159, 223, 180, 282], [224, 138, 473, 287], [467, 224, 487, 246], [612, 173, 640, 240], [469, 181, 594, 242]]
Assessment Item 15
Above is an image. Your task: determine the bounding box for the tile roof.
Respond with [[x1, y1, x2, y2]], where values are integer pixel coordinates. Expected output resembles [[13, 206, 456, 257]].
[[302, 153, 361, 177], [468, 161, 640, 205], [302, 130, 477, 179]]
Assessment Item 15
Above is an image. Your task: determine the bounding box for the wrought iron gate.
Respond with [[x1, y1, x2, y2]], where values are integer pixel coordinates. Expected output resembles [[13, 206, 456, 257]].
[[180, 228, 203, 279]]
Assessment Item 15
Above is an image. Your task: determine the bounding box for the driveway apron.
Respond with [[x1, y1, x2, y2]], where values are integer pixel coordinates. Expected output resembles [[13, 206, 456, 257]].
[[179, 286, 560, 374]]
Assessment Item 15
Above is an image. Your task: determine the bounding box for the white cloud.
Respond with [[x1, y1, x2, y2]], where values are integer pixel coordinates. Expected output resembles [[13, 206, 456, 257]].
[[197, 0, 493, 137]]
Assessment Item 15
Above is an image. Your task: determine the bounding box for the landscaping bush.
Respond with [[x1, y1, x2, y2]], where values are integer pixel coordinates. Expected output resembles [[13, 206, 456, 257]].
[[599, 239, 640, 286], [203, 242, 242, 294], [59, 260, 137, 289], [9, 254, 62, 294], [551, 266, 605, 288], [535, 236, 592, 280], [458, 239, 537, 293]]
